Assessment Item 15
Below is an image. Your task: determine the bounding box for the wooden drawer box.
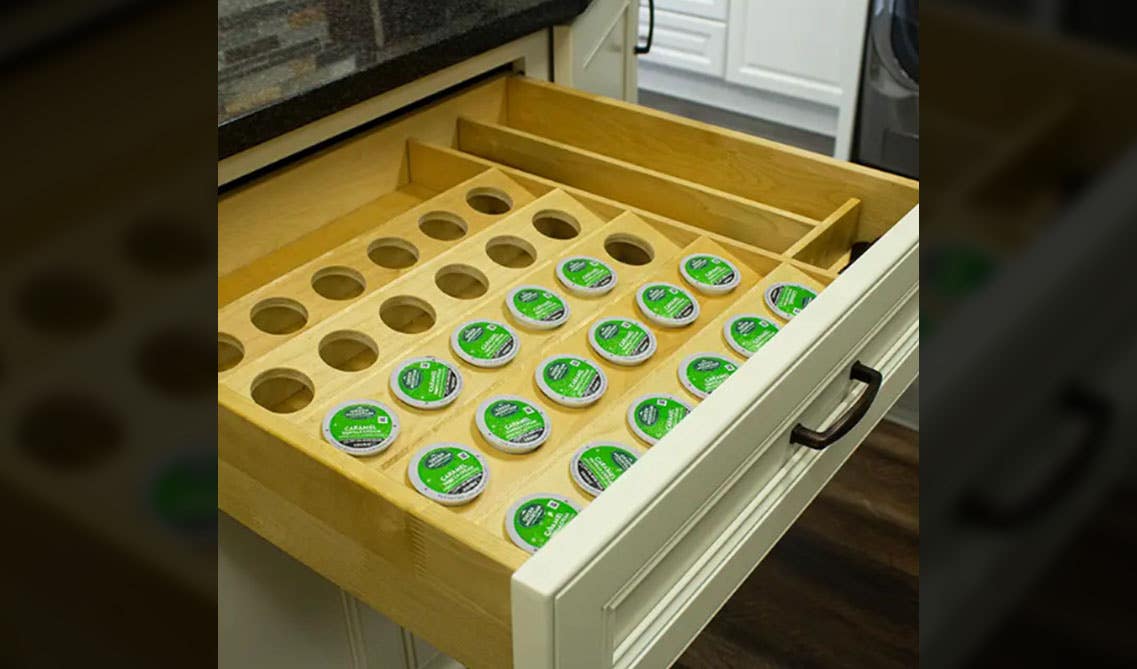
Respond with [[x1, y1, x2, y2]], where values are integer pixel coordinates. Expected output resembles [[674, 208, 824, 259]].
[[218, 73, 919, 669]]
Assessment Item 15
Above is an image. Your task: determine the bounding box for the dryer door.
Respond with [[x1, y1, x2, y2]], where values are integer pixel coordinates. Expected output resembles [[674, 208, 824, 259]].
[[871, 0, 919, 91]]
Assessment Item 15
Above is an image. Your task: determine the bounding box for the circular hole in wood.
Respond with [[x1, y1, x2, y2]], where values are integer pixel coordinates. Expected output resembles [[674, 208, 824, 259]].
[[311, 266, 366, 300], [368, 237, 419, 269], [122, 215, 211, 276], [435, 264, 489, 300], [419, 211, 468, 241], [137, 328, 214, 398], [379, 296, 436, 334], [17, 393, 122, 470], [250, 297, 308, 335], [532, 210, 581, 239], [250, 368, 314, 414], [218, 333, 244, 372], [466, 187, 513, 215], [485, 236, 537, 268], [604, 233, 655, 266], [17, 270, 114, 335], [319, 330, 378, 372]]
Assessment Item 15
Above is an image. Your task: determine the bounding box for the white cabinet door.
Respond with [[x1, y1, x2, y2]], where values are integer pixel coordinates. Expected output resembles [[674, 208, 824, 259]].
[[725, 0, 869, 158], [554, 0, 640, 101]]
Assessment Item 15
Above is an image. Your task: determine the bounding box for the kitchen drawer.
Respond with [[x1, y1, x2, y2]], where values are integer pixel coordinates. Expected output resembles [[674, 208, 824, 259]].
[[218, 73, 919, 669], [637, 7, 727, 77]]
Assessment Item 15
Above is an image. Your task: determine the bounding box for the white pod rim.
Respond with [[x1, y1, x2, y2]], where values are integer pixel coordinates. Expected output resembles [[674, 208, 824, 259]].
[[677, 352, 739, 400], [626, 392, 694, 445], [635, 281, 701, 328], [569, 441, 644, 497], [555, 255, 618, 297], [534, 354, 609, 407], [587, 317, 657, 366], [506, 284, 571, 330], [475, 394, 552, 454], [504, 492, 581, 554], [763, 281, 818, 321], [449, 318, 521, 368], [679, 253, 742, 295], [388, 355, 464, 410], [722, 313, 780, 359], [407, 443, 489, 506], [321, 399, 401, 457]]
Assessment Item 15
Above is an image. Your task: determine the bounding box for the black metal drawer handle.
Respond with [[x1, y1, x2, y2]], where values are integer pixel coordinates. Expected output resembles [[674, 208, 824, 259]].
[[636, 0, 655, 55], [790, 361, 883, 450]]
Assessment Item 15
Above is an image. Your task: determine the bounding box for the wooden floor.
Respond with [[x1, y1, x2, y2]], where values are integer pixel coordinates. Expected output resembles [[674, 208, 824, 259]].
[[676, 421, 919, 668]]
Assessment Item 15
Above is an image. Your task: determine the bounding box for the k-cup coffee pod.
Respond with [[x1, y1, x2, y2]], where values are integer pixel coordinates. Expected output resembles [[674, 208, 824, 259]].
[[535, 354, 608, 407], [570, 441, 642, 497], [627, 393, 692, 445], [723, 313, 780, 359], [475, 395, 552, 454], [506, 285, 570, 330], [408, 443, 489, 506], [678, 352, 739, 399], [555, 256, 617, 297], [322, 400, 401, 456], [679, 253, 741, 295], [505, 493, 581, 553], [450, 319, 520, 368], [389, 356, 463, 410], [587, 317, 657, 366], [765, 282, 817, 320], [636, 282, 700, 328]]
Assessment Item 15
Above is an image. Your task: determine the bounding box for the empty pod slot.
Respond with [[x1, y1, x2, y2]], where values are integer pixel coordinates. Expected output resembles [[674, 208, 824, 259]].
[[369, 238, 420, 269], [485, 236, 537, 268], [379, 296, 436, 334], [604, 233, 655, 266], [311, 266, 366, 300], [251, 368, 314, 413], [319, 330, 378, 372], [250, 298, 308, 335], [466, 187, 513, 215]]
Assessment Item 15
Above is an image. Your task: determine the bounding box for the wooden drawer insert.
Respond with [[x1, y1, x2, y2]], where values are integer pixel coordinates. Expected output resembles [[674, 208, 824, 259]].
[[219, 74, 918, 669]]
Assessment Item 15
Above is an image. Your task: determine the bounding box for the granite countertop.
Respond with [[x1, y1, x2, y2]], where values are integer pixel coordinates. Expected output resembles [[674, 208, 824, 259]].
[[218, 0, 592, 158]]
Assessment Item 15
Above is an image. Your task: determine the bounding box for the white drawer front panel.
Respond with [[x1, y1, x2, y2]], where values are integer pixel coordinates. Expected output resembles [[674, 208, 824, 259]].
[[616, 306, 917, 668], [514, 207, 919, 669], [638, 7, 726, 77], [648, 0, 729, 21]]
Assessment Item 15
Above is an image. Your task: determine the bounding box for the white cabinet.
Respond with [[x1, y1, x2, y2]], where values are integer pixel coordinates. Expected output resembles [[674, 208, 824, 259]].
[[638, 0, 870, 159], [219, 512, 440, 669], [553, 0, 641, 101], [725, 0, 868, 158], [725, 0, 858, 106]]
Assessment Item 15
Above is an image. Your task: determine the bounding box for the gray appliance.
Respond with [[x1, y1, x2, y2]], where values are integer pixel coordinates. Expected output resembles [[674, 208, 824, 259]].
[[855, 0, 918, 178]]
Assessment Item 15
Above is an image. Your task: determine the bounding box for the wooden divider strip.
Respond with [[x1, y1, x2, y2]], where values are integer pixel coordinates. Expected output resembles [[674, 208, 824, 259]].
[[504, 76, 918, 239], [407, 141, 831, 279], [219, 185, 431, 307], [456, 117, 818, 253], [785, 197, 862, 269]]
